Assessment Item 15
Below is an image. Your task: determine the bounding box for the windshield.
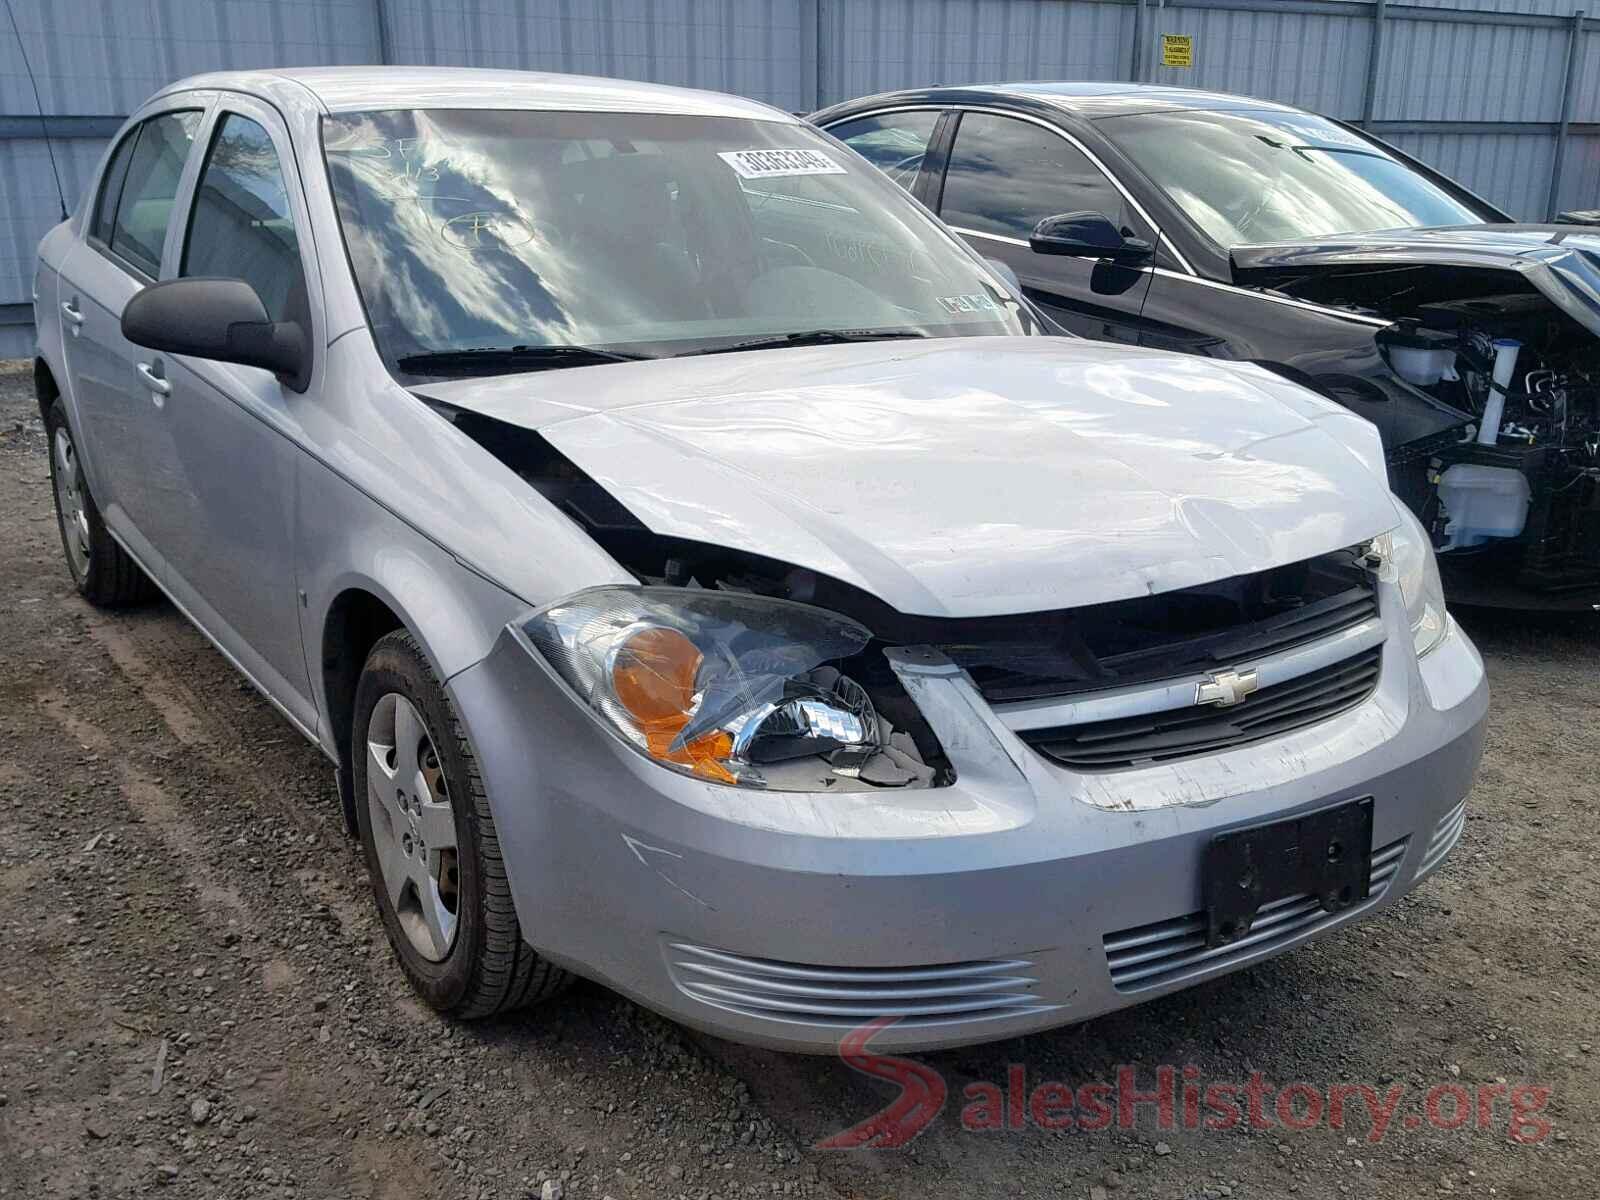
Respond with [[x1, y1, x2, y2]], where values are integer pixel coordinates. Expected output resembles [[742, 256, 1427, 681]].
[[1097, 108, 1496, 249], [322, 109, 1032, 378]]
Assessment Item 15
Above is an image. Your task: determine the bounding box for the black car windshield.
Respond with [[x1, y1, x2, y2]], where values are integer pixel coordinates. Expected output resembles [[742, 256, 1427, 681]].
[[322, 109, 1032, 378], [1096, 108, 1496, 249]]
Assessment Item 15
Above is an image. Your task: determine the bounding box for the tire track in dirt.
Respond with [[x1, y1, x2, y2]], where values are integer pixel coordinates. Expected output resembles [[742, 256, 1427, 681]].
[[82, 618, 211, 746], [74, 614, 378, 937], [75, 602, 382, 930], [35, 685, 251, 922]]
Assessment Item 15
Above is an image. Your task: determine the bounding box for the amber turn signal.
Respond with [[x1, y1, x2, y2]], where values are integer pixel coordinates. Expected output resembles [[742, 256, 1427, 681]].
[[610, 626, 735, 782]]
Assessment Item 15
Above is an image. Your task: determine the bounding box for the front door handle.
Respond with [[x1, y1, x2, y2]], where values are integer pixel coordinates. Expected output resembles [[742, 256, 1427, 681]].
[[136, 360, 171, 397], [61, 297, 83, 326]]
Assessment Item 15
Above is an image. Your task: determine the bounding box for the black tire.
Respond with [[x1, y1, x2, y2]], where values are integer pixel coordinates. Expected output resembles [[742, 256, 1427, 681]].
[[353, 629, 571, 1018], [43, 399, 157, 608]]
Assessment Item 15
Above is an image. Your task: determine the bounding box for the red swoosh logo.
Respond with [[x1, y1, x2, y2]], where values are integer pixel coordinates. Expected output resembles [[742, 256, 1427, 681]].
[[814, 1016, 947, 1149]]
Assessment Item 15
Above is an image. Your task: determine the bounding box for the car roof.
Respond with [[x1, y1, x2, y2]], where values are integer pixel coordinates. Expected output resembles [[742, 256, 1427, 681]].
[[152, 66, 797, 122], [826, 81, 1304, 120]]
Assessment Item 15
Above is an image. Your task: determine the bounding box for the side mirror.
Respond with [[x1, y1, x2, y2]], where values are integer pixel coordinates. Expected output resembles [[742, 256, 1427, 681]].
[[121, 278, 309, 392], [1029, 211, 1153, 266]]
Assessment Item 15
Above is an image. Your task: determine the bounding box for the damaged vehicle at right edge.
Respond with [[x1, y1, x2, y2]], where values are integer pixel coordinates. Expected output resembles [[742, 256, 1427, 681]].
[[1232, 226, 1600, 610], [814, 85, 1600, 608]]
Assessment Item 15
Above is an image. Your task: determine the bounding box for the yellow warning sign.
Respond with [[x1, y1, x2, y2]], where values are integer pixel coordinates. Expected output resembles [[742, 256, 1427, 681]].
[[1161, 33, 1193, 68]]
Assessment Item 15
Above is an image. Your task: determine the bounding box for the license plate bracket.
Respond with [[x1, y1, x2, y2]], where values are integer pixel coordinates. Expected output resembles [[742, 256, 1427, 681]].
[[1202, 798, 1373, 950]]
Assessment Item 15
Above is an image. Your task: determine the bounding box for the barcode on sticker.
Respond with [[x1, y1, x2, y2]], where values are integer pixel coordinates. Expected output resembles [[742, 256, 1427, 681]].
[[718, 148, 846, 179]]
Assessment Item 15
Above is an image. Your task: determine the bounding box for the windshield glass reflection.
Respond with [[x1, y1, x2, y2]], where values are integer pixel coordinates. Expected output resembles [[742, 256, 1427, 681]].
[[322, 109, 1031, 378], [1098, 108, 1493, 248]]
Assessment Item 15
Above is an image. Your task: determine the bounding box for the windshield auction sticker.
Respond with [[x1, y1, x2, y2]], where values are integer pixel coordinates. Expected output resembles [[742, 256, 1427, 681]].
[[718, 148, 847, 179]]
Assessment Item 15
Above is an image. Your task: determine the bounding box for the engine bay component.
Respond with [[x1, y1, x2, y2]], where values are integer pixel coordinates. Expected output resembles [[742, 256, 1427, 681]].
[[1363, 284, 1600, 596], [1479, 338, 1520, 447], [1378, 324, 1457, 387], [1435, 463, 1531, 550]]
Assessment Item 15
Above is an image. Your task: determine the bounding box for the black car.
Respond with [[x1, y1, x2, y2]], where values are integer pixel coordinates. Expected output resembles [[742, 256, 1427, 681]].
[[811, 83, 1600, 609]]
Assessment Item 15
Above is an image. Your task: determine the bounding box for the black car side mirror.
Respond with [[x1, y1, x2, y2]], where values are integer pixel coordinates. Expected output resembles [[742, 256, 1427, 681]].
[[122, 278, 310, 392], [1029, 212, 1154, 266]]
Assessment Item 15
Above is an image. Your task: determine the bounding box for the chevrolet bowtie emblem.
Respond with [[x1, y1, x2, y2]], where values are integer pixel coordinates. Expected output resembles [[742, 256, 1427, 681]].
[[1196, 668, 1260, 708]]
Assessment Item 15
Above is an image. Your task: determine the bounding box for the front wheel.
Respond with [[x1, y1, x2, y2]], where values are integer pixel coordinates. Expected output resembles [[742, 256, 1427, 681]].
[[353, 629, 571, 1018], [43, 399, 157, 607]]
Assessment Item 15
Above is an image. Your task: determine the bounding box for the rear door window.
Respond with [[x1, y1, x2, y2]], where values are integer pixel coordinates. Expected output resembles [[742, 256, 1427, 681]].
[[106, 111, 203, 276], [90, 130, 139, 247]]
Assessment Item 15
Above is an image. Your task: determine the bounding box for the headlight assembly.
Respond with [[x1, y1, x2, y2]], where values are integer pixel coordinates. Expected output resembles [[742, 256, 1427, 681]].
[[521, 587, 935, 790], [1372, 504, 1449, 659]]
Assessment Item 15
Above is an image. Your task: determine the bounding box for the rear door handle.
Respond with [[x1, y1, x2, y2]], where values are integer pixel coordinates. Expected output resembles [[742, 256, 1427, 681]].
[[136, 360, 171, 397], [61, 298, 83, 326]]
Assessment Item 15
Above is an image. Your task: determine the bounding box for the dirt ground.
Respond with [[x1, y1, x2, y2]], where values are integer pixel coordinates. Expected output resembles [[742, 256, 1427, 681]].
[[1, 357, 1596, 1200]]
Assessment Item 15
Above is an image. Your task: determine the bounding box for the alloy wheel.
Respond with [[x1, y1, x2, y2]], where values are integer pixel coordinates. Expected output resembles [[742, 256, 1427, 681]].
[[365, 692, 461, 961], [52, 427, 90, 580]]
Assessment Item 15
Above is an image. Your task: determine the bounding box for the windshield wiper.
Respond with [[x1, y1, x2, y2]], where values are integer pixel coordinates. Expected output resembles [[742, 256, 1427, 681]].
[[679, 328, 928, 357], [397, 345, 653, 375]]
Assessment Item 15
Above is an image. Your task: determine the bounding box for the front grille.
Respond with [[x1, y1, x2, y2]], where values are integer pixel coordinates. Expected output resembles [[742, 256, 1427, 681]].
[[1103, 837, 1408, 992], [1415, 800, 1466, 880], [952, 548, 1379, 705], [1020, 646, 1382, 770], [665, 942, 1057, 1028]]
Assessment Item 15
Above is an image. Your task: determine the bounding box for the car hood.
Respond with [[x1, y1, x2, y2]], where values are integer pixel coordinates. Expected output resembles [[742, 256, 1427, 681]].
[[1231, 224, 1600, 337], [417, 338, 1400, 618]]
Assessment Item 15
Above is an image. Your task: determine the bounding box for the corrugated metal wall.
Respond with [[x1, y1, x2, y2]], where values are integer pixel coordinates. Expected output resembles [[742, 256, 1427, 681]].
[[819, 0, 1132, 99], [1142, 7, 1374, 116], [378, 0, 807, 105], [1, 0, 1596, 355]]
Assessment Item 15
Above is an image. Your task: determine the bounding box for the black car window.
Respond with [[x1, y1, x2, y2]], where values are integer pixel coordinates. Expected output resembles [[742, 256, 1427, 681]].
[[182, 113, 307, 325], [109, 110, 203, 277], [827, 111, 941, 191], [941, 112, 1128, 241], [91, 129, 140, 247]]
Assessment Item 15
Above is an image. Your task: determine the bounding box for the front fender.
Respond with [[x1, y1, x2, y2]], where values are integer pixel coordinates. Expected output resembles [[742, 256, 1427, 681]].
[[295, 448, 532, 762]]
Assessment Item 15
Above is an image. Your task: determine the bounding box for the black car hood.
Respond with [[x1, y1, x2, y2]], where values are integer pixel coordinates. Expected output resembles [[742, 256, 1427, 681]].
[[1231, 224, 1600, 337]]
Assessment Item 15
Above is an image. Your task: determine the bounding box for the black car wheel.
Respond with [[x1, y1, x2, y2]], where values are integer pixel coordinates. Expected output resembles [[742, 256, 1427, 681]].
[[353, 629, 571, 1018], [43, 399, 157, 608]]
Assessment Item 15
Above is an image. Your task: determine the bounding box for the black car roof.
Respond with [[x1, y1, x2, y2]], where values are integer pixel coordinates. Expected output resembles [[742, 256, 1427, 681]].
[[823, 82, 1303, 121]]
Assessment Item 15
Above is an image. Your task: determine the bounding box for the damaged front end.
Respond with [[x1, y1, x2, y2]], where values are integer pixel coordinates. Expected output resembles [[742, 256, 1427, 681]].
[[437, 400, 1399, 784], [1237, 252, 1600, 607], [442, 407, 951, 792]]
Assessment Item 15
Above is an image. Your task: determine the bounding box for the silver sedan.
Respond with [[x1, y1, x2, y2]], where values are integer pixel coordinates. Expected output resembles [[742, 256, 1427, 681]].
[[33, 67, 1487, 1052]]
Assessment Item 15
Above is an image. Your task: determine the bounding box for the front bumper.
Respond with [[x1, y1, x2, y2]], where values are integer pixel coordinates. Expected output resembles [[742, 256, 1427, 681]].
[[449, 600, 1488, 1053]]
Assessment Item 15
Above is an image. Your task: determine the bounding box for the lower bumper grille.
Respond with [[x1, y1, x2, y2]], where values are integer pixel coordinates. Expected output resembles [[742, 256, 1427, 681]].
[[1103, 836, 1408, 992], [665, 942, 1056, 1027], [1022, 646, 1382, 770], [1416, 800, 1466, 879]]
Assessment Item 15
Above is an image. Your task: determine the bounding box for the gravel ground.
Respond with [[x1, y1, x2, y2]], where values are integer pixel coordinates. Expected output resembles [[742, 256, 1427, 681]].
[[1, 358, 1596, 1199]]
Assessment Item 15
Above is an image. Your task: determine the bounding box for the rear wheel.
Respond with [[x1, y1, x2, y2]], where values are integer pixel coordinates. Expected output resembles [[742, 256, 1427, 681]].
[[353, 630, 571, 1017], [43, 400, 156, 607]]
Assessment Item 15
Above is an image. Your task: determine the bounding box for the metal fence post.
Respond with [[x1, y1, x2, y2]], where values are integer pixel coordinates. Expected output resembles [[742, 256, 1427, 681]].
[[801, 0, 820, 111], [1360, 0, 1386, 127], [814, 0, 830, 111], [1130, 0, 1147, 82], [1546, 9, 1585, 220], [372, 0, 393, 64]]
